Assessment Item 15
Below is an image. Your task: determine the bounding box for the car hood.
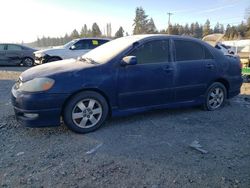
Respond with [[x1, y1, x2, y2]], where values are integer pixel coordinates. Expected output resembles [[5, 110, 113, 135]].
[[34, 46, 66, 56], [20, 59, 93, 82]]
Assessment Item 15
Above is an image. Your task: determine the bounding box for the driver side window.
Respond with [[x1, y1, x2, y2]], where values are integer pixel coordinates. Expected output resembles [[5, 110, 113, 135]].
[[129, 40, 169, 64], [72, 40, 91, 50]]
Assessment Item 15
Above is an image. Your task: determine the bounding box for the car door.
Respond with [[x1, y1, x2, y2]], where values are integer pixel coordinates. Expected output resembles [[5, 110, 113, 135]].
[[6, 44, 23, 65], [173, 39, 217, 102], [0, 44, 7, 65], [117, 39, 175, 109]]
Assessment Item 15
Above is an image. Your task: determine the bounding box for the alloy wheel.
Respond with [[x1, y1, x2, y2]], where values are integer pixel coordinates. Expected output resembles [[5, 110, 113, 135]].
[[72, 98, 102, 128], [24, 58, 33, 67], [208, 87, 224, 110]]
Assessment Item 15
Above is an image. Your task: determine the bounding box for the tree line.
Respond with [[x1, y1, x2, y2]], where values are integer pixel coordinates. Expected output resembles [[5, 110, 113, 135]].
[[29, 22, 126, 47], [28, 6, 250, 47], [133, 7, 250, 40]]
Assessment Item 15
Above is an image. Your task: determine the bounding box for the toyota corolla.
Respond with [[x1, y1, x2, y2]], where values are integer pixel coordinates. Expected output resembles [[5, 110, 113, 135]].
[[11, 35, 242, 133]]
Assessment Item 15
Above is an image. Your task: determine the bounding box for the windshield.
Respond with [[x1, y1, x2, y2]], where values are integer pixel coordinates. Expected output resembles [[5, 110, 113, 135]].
[[81, 36, 143, 64], [63, 39, 78, 49]]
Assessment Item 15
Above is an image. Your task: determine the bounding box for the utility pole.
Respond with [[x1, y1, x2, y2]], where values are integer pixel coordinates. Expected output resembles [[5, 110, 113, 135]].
[[167, 12, 173, 34]]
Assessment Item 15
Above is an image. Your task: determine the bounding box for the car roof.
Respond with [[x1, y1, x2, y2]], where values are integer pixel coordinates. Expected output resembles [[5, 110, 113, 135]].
[[75, 37, 111, 41], [129, 34, 214, 49], [0, 43, 35, 50], [0, 43, 21, 45], [130, 34, 204, 42]]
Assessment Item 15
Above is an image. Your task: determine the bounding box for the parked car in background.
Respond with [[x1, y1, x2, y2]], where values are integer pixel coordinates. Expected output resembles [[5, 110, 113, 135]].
[[11, 35, 242, 134], [0, 44, 36, 66], [34, 38, 111, 65]]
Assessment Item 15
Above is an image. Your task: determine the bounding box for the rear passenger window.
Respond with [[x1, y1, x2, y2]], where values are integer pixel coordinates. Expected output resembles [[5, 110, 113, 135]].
[[129, 40, 169, 64], [7, 44, 22, 51], [204, 47, 214, 59], [174, 40, 204, 61]]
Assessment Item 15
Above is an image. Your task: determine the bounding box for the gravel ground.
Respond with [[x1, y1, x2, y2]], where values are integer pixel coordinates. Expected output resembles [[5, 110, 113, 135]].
[[0, 66, 250, 188]]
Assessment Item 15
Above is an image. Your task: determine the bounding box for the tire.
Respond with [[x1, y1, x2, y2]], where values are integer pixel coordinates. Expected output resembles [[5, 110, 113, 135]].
[[63, 91, 109, 133], [22, 57, 34, 67], [47, 57, 61, 63], [203, 82, 227, 111]]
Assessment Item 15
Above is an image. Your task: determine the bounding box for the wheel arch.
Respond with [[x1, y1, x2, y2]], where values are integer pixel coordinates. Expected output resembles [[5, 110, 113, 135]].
[[210, 78, 230, 98], [61, 88, 112, 117]]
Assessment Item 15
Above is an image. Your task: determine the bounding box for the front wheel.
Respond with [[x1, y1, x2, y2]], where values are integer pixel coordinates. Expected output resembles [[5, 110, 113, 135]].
[[63, 91, 109, 133], [22, 57, 34, 67], [204, 82, 227, 111]]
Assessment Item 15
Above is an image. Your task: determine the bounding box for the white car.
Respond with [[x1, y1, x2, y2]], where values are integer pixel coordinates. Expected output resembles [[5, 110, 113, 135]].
[[34, 38, 110, 65], [215, 42, 235, 55]]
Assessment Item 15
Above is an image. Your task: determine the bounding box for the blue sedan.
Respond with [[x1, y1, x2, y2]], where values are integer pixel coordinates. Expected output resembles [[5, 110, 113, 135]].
[[11, 35, 243, 133]]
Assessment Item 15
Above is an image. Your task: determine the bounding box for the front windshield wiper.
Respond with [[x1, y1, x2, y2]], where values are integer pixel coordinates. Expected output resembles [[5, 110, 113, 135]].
[[78, 57, 99, 64]]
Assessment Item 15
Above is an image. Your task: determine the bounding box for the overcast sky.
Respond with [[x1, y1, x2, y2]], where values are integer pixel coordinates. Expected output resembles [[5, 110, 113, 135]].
[[0, 0, 249, 43]]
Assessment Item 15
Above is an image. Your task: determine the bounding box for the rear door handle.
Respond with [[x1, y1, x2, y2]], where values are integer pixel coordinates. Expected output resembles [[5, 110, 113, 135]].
[[206, 63, 214, 69], [163, 66, 173, 72]]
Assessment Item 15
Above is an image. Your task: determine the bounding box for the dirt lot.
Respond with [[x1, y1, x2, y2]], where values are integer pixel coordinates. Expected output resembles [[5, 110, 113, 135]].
[[0, 66, 250, 188]]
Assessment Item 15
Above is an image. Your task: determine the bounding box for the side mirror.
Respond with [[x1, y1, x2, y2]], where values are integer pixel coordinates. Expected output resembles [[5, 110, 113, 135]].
[[121, 56, 137, 66], [70, 45, 76, 50]]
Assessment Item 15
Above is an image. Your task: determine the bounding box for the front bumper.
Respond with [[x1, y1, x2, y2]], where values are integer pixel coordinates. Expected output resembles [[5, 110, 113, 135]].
[[11, 86, 70, 127], [13, 106, 61, 127], [34, 54, 50, 65]]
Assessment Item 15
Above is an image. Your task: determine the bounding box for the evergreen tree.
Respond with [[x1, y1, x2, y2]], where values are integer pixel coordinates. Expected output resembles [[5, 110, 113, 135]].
[[225, 24, 231, 39], [80, 24, 88, 37], [238, 21, 247, 38], [203, 19, 212, 37], [92, 23, 102, 37], [159, 29, 167, 34], [115, 26, 124, 38], [70, 29, 80, 39], [133, 7, 149, 34], [213, 22, 220, 33], [184, 24, 190, 35], [194, 22, 202, 38], [190, 23, 195, 36], [147, 18, 157, 34], [37, 37, 41, 47], [178, 25, 185, 35], [219, 24, 224, 34], [246, 11, 250, 37], [171, 24, 179, 35]]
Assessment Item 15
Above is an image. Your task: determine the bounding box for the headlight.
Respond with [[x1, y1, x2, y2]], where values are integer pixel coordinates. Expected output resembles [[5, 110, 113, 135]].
[[35, 52, 46, 58], [19, 78, 55, 92]]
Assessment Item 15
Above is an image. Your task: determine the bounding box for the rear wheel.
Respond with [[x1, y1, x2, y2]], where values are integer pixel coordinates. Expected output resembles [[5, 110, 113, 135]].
[[63, 91, 109, 133], [204, 82, 227, 111]]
